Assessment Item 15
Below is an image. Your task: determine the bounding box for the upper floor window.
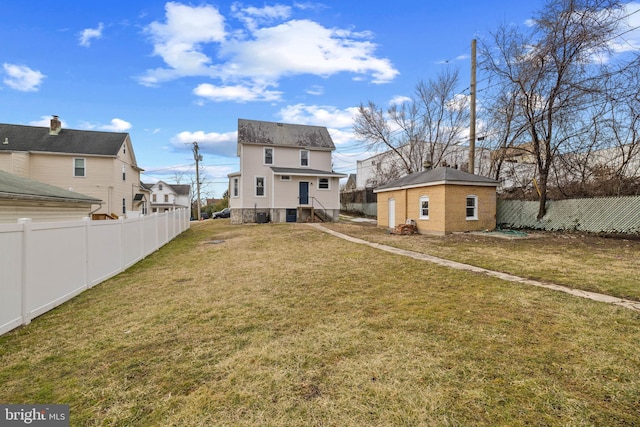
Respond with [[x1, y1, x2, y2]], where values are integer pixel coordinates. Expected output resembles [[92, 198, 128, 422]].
[[152, 194, 157, 202], [74, 158, 86, 177], [164, 194, 169, 203], [419, 196, 429, 219], [122, 198, 126, 215], [300, 150, 309, 167], [122, 165, 126, 181], [318, 178, 329, 190], [256, 176, 265, 197], [466, 195, 478, 220], [159, 184, 163, 191], [264, 147, 273, 165]]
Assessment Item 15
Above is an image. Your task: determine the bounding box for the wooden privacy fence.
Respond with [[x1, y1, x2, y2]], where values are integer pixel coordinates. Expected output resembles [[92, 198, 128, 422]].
[[0, 210, 190, 336], [497, 196, 640, 234]]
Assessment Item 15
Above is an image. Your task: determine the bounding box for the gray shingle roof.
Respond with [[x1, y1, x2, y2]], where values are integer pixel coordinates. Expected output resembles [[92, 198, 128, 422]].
[[0, 123, 128, 156], [375, 167, 499, 192], [271, 167, 346, 177], [0, 170, 101, 203], [238, 119, 335, 150]]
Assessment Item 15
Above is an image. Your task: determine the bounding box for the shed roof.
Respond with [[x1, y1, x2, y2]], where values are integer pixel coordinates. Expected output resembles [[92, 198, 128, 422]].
[[0, 170, 102, 204], [0, 123, 129, 157], [375, 167, 499, 193], [271, 166, 347, 178], [237, 119, 335, 150]]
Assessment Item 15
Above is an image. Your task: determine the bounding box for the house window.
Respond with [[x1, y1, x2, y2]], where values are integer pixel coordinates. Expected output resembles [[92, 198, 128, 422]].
[[152, 194, 157, 202], [419, 196, 429, 219], [122, 165, 126, 181], [264, 147, 273, 165], [233, 178, 239, 197], [280, 176, 291, 181], [122, 198, 126, 215], [318, 178, 329, 190], [164, 194, 169, 203], [300, 150, 309, 167], [74, 158, 86, 177], [159, 183, 163, 190], [466, 195, 478, 220], [256, 176, 265, 197]]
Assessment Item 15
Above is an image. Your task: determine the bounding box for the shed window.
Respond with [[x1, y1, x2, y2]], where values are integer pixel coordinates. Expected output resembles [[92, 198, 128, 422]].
[[318, 178, 329, 189], [419, 196, 429, 219], [466, 195, 478, 220]]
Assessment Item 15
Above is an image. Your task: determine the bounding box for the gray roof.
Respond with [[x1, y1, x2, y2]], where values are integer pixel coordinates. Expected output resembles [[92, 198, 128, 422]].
[[0, 170, 102, 204], [271, 167, 347, 177], [171, 184, 191, 196], [0, 123, 128, 156], [238, 119, 335, 150], [375, 167, 499, 192]]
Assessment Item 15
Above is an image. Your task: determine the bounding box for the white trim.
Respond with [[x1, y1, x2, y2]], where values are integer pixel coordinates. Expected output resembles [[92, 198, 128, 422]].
[[255, 176, 266, 197], [317, 177, 330, 190], [263, 147, 274, 165], [73, 157, 86, 177], [419, 195, 429, 219], [300, 149, 309, 167]]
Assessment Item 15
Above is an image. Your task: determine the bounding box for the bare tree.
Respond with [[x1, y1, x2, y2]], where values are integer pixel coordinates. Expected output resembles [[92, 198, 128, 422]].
[[481, 0, 624, 218], [353, 68, 469, 185]]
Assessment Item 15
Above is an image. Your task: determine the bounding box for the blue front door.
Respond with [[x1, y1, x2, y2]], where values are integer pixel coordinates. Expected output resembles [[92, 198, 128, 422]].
[[299, 182, 309, 205]]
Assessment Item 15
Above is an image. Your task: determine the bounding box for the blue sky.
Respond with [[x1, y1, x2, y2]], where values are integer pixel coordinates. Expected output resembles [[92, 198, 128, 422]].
[[2, 1, 639, 197]]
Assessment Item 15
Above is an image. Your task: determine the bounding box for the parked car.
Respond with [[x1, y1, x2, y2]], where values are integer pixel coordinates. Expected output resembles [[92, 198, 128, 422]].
[[212, 208, 230, 219]]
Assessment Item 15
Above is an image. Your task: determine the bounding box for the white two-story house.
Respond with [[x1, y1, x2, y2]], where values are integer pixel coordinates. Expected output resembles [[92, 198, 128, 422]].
[[228, 119, 346, 224], [142, 181, 191, 213]]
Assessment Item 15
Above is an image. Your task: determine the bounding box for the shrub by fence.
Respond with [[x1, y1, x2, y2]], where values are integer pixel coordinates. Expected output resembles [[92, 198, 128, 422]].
[[0, 210, 190, 336], [497, 196, 640, 234]]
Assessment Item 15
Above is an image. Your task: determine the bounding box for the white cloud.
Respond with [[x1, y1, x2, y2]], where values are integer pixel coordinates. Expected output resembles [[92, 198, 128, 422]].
[[277, 103, 359, 128], [140, 2, 226, 86], [3, 63, 45, 92], [389, 95, 412, 106], [193, 82, 282, 102], [29, 116, 67, 128], [306, 85, 324, 95], [100, 118, 132, 132], [139, 2, 398, 100], [79, 23, 104, 47], [172, 129, 238, 157]]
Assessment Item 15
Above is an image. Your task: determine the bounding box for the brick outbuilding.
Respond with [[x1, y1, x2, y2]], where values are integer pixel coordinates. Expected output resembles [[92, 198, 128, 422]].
[[374, 167, 499, 235]]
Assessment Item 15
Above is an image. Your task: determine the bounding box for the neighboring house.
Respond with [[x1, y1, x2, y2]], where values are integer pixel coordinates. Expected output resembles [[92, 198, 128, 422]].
[[0, 116, 148, 219], [344, 174, 357, 191], [355, 143, 492, 190], [228, 119, 347, 223], [142, 181, 191, 213], [0, 169, 101, 223], [374, 167, 499, 235]]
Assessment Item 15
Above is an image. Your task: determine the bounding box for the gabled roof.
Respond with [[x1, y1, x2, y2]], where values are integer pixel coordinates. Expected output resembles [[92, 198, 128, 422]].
[[142, 181, 191, 196], [0, 170, 101, 204], [237, 119, 335, 150], [0, 123, 128, 157], [375, 167, 499, 192]]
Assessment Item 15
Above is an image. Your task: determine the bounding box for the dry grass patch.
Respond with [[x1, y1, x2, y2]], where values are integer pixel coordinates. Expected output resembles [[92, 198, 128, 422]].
[[324, 221, 640, 300], [0, 221, 639, 426]]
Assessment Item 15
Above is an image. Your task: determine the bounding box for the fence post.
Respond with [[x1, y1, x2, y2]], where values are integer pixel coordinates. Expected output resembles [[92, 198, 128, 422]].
[[17, 218, 32, 326], [83, 217, 91, 289]]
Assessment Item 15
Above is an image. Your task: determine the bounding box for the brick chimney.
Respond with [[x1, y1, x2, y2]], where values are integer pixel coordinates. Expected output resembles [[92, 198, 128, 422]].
[[49, 115, 61, 135]]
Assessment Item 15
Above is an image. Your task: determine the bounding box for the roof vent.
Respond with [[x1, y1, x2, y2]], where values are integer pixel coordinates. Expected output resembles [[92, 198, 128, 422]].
[[49, 115, 62, 135]]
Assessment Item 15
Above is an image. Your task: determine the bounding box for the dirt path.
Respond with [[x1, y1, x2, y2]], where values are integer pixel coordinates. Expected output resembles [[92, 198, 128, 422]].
[[310, 223, 640, 312]]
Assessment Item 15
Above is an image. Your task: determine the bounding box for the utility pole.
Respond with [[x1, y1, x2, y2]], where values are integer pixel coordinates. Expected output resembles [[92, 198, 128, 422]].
[[192, 141, 202, 220], [469, 38, 477, 175]]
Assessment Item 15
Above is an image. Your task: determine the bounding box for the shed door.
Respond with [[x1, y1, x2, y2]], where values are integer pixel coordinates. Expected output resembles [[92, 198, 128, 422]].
[[299, 182, 309, 205], [388, 198, 396, 228]]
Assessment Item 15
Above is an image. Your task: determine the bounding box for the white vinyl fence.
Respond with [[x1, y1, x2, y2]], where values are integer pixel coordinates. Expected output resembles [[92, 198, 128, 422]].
[[0, 210, 190, 336]]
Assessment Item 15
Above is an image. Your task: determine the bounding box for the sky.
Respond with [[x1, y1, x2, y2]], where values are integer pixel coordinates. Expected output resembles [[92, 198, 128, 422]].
[[2, 0, 639, 198]]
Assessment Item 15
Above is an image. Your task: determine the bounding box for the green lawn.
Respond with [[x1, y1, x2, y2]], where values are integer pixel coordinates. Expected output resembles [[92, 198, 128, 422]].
[[1, 221, 639, 426]]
